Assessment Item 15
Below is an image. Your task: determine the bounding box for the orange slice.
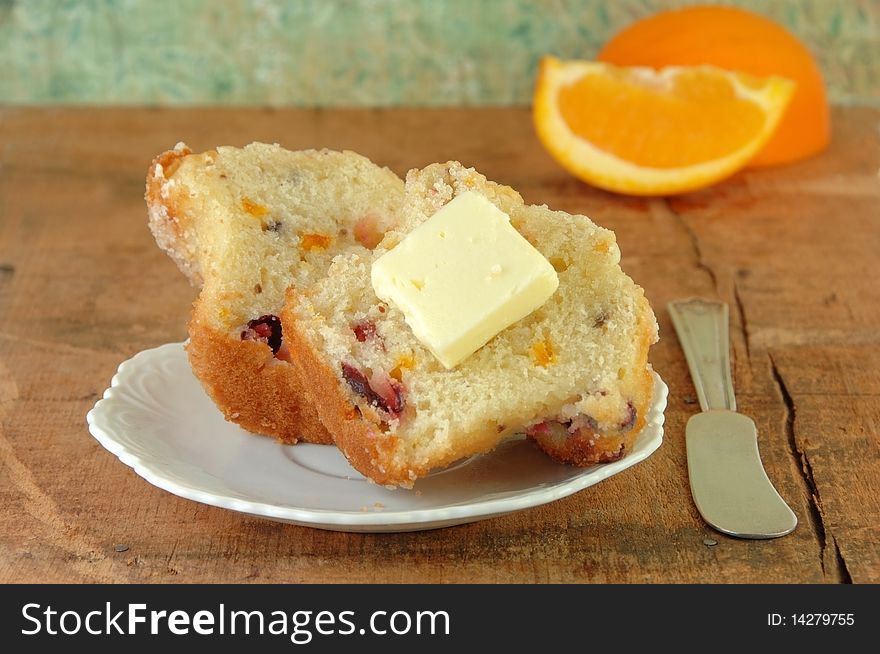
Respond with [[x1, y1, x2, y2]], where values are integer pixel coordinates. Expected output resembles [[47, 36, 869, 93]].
[[533, 57, 795, 196], [597, 6, 830, 168]]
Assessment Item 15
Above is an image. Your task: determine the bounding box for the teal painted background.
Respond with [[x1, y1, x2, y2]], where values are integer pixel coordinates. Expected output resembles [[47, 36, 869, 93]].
[[0, 0, 877, 106]]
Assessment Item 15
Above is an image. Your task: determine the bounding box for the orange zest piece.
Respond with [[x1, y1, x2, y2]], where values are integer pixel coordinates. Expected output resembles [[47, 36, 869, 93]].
[[389, 354, 416, 381], [299, 233, 333, 251], [241, 197, 269, 217], [530, 338, 557, 367], [533, 57, 794, 195]]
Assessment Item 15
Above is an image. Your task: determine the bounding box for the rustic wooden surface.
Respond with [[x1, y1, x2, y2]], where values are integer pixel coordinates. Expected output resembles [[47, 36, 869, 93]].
[[0, 107, 877, 583]]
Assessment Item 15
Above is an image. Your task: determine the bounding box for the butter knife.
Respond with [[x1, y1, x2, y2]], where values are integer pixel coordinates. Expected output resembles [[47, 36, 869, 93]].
[[668, 298, 797, 539]]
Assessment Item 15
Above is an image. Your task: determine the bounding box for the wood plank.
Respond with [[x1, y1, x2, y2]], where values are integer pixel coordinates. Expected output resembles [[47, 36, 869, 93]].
[[0, 106, 877, 583], [766, 346, 880, 583]]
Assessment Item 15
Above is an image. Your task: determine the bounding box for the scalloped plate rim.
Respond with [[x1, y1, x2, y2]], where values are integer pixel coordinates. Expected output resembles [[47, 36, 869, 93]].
[[87, 343, 667, 532]]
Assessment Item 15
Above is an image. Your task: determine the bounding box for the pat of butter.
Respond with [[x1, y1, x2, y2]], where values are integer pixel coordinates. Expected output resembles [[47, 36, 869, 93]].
[[371, 191, 559, 369]]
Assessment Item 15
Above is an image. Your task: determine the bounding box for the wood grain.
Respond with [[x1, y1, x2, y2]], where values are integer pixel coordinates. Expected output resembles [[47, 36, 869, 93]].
[[0, 106, 877, 583]]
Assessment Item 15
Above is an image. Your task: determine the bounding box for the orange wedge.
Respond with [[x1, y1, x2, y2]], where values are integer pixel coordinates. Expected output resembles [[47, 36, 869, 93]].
[[533, 57, 795, 195], [597, 6, 830, 168]]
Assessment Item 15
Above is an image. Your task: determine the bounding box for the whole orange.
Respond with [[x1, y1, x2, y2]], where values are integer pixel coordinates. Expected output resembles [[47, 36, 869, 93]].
[[597, 5, 829, 167]]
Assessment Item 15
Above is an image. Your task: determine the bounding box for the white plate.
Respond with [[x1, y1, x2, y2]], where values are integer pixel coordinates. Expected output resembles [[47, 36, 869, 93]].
[[87, 343, 667, 532]]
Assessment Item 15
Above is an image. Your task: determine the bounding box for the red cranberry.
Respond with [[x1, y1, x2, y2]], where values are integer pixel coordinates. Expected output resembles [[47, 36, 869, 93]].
[[526, 420, 569, 440], [341, 363, 405, 419], [368, 371, 405, 416], [341, 363, 371, 398], [353, 320, 377, 343], [241, 314, 283, 355], [618, 401, 636, 432]]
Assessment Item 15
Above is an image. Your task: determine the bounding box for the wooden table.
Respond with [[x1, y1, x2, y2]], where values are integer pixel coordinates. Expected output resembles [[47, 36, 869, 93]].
[[1, 107, 877, 584]]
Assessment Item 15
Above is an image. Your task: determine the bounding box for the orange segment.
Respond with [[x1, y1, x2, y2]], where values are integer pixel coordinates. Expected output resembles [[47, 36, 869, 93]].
[[558, 67, 767, 168], [533, 57, 795, 196], [597, 6, 829, 167]]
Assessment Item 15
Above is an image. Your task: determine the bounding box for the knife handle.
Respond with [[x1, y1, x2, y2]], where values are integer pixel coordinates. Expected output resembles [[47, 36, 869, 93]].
[[668, 298, 736, 412]]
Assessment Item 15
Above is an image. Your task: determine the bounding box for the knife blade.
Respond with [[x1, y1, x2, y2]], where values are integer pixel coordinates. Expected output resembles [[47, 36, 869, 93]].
[[669, 298, 797, 539]]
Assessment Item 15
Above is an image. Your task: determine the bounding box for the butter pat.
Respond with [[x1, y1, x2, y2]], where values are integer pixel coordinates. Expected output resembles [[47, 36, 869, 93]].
[[371, 191, 559, 368]]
